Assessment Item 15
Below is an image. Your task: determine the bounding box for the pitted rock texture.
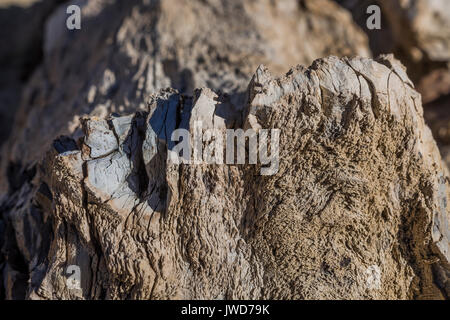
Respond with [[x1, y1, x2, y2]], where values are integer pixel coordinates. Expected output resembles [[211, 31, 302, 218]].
[[336, 0, 450, 171], [377, 0, 450, 171], [5, 56, 448, 300], [0, 0, 370, 188], [0, 0, 372, 299], [336, 0, 450, 82], [2, 0, 450, 300]]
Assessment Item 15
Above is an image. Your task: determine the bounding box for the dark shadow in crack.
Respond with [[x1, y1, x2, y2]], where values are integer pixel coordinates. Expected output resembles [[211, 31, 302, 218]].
[[127, 89, 245, 213]]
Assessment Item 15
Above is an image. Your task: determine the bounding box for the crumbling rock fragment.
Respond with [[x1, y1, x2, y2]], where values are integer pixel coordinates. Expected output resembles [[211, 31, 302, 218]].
[[2, 0, 449, 300], [0, 0, 373, 299], [10, 56, 449, 300], [0, 0, 64, 148], [0, 0, 370, 188]]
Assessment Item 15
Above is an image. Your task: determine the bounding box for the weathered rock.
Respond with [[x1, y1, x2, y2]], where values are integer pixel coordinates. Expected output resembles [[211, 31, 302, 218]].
[[0, 0, 372, 299], [10, 55, 448, 300], [377, 0, 450, 171], [0, 0, 64, 148], [337, 0, 450, 170], [336, 0, 450, 82], [378, 0, 450, 172], [424, 93, 450, 158]]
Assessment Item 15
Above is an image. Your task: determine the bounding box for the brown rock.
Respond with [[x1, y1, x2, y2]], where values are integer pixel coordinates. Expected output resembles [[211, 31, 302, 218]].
[[0, 1, 371, 298], [2, 0, 449, 301], [1, 0, 370, 182], [13, 55, 450, 300], [0, 0, 64, 149], [337, 0, 450, 82]]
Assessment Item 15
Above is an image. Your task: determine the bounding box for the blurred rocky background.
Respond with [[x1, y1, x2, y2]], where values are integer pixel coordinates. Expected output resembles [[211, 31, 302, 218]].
[[0, 0, 448, 299]]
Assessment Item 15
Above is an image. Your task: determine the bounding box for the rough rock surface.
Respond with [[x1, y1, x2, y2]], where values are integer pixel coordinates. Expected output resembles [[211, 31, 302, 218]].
[[2, 0, 450, 300], [3, 55, 449, 300], [0, 0, 370, 187], [378, 0, 450, 171], [379, 0, 450, 175], [0, 0, 372, 299], [336, 0, 450, 168]]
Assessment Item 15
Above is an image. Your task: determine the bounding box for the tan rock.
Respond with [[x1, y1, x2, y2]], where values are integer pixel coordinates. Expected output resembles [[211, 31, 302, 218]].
[[19, 56, 450, 300]]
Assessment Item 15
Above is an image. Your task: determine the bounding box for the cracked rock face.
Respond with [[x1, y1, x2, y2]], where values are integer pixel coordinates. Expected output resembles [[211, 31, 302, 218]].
[[336, 0, 450, 172], [1, 0, 449, 301], [337, 0, 450, 79], [0, 0, 370, 187], [7, 56, 448, 300]]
